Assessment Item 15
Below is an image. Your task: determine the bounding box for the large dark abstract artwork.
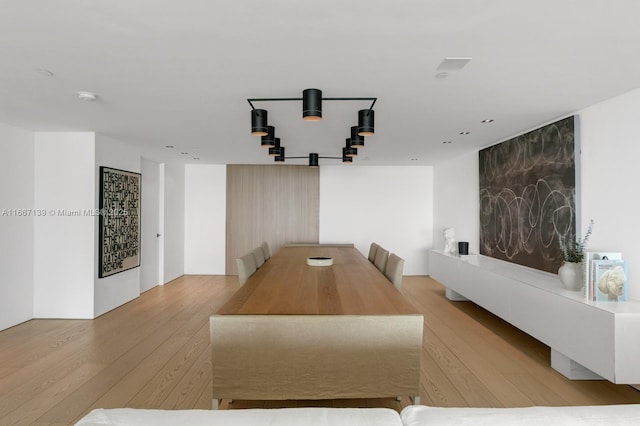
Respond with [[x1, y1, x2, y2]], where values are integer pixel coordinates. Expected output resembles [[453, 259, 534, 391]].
[[99, 166, 141, 278], [479, 116, 577, 274]]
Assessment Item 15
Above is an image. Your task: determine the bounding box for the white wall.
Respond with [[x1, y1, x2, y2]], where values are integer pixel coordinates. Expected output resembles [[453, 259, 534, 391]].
[[432, 88, 640, 300], [184, 164, 226, 274], [432, 151, 480, 254], [94, 134, 143, 316], [33, 132, 95, 319], [164, 162, 185, 282], [319, 165, 433, 275], [1, 127, 185, 327], [579, 89, 640, 301], [0, 123, 35, 330]]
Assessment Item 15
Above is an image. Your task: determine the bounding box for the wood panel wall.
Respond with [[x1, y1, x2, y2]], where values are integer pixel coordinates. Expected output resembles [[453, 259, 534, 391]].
[[226, 165, 319, 275]]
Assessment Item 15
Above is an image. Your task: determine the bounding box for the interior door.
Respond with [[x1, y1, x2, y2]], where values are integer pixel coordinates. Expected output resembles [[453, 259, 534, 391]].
[[140, 158, 161, 292]]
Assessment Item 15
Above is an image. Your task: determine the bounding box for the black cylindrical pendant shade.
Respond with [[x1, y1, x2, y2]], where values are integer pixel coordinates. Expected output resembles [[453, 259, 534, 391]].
[[342, 148, 353, 163], [275, 146, 285, 162], [251, 109, 268, 136], [357, 109, 374, 136], [303, 89, 322, 121], [261, 126, 276, 147], [268, 138, 281, 156], [309, 153, 319, 168], [350, 126, 365, 148], [345, 138, 357, 157]]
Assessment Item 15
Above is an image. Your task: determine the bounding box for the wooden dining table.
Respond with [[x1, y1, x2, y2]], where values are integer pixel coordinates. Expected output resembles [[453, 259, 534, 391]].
[[210, 245, 423, 408]]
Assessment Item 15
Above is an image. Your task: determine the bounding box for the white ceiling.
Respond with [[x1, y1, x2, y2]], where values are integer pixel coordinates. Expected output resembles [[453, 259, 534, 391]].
[[1, 0, 639, 166]]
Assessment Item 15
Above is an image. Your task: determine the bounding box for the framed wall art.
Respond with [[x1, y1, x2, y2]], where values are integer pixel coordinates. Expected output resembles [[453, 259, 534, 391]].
[[479, 116, 578, 274], [98, 166, 141, 278]]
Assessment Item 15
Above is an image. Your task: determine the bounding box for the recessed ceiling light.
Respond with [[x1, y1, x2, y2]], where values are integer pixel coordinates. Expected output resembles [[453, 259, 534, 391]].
[[193, 157, 200, 160], [435, 72, 449, 79], [410, 158, 419, 161], [165, 145, 175, 148], [481, 119, 494, 123], [459, 131, 470, 135], [34, 68, 54, 77], [442, 140, 452, 144], [77, 91, 97, 101], [181, 152, 188, 155]]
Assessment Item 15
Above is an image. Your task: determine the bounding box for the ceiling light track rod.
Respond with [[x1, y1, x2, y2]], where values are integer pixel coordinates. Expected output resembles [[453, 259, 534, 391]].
[[247, 97, 376, 111], [247, 98, 301, 110], [285, 156, 342, 159]]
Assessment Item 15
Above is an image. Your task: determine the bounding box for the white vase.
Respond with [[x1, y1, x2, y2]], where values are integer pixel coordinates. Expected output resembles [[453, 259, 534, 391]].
[[558, 262, 584, 291]]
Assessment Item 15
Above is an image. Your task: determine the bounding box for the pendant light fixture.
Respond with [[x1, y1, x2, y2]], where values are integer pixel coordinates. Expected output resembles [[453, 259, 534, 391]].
[[248, 89, 376, 167], [251, 109, 268, 136], [342, 148, 353, 163], [261, 126, 276, 147], [309, 153, 319, 168], [344, 138, 358, 157], [268, 138, 282, 156], [303, 89, 322, 121], [350, 126, 365, 148], [357, 109, 374, 136]]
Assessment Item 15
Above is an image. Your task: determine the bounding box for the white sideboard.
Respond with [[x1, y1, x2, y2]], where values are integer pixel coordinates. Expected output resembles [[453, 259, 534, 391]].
[[429, 250, 640, 384]]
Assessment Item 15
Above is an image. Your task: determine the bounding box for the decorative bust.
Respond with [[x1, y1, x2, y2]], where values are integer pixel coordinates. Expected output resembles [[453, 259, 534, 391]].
[[598, 266, 626, 301], [443, 227, 457, 255]]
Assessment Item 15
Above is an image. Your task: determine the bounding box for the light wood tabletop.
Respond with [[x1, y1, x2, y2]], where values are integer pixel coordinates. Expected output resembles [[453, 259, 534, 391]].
[[216, 246, 419, 315]]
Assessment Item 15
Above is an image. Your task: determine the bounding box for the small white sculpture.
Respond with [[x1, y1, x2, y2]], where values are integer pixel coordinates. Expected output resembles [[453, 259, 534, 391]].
[[598, 266, 626, 301], [443, 227, 457, 256]]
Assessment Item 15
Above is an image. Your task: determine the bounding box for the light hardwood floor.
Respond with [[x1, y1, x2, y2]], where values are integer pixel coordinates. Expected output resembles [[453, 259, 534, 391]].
[[1, 275, 639, 425]]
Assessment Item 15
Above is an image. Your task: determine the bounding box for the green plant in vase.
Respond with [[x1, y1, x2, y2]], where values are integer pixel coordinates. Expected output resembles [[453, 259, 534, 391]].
[[557, 219, 594, 291], [558, 219, 594, 263]]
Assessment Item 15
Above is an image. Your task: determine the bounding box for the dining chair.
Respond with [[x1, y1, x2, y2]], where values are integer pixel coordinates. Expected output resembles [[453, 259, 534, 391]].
[[284, 243, 354, 247], [374, 246, 389, 273], [261, 241, 271, 260], [368, 242, 379, 263], [385, 253, 405, 289], [236, 252, 257, 286], [253, 247, 265, 268]]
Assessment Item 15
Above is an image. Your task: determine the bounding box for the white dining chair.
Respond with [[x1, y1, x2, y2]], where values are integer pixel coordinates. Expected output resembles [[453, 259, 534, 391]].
[[236, 252, 257, 286], [253, 247, 265, 268], [374, 246, 389, 273], [368, 242, 379, 263], [385, 253, 405, 289]]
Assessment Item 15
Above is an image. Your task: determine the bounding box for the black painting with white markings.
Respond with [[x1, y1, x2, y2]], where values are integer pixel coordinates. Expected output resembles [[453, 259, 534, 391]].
[[479, 116, 576, 273]]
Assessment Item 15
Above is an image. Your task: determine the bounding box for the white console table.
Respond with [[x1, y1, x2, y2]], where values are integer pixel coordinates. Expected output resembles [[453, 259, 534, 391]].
[[429, 249, 640, 384]]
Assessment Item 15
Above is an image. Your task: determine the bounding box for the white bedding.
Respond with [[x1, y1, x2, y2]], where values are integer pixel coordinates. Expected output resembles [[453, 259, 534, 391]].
[[75, 407, 404, 426]]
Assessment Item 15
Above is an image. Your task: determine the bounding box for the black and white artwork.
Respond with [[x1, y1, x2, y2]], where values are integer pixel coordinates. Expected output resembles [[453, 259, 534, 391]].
[[99, 166, 141, 278], [479, 116, 577, 274]]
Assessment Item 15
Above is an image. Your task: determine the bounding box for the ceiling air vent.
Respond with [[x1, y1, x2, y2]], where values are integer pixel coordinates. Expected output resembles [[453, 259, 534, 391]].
[[436, 57, 472, 71]]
